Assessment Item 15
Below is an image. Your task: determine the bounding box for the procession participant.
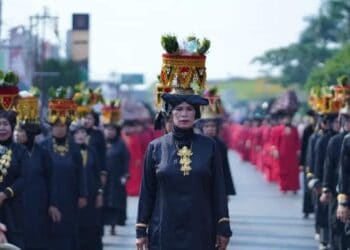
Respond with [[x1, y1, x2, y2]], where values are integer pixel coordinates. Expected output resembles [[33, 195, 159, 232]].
[[122, 119, 143, 197], [310, 89, 340, 249], [14, 90, 50, 250], [70, 121, 103, 250], [41, 87, 87, 250], [198, 87, 236, 197], [136, 35, 232, 250], [299, 110, 316, 219], [0, 72, 26, 248], [101, 101, 129, 235], [73, 86, 107, 186], [269, 90, 300, 192]]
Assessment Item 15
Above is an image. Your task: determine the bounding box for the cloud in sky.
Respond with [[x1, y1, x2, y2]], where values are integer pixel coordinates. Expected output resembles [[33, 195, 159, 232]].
[[3, 0, 320, 82]]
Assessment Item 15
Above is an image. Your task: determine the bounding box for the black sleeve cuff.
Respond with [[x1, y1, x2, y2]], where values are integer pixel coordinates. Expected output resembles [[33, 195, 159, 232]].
[[136, 227, 147, 238], [217, 222, 232, 238]]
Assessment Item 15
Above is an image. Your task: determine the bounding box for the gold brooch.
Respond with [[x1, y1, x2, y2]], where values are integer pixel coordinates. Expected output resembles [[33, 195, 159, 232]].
[[53, 138, 69, 156], [0, 148, 12, 183], [177, 144, 193, 176]]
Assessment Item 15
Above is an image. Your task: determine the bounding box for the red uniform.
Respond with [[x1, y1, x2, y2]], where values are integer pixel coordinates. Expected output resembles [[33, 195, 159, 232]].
[[123, 132, 143, 196], [272, 125, 300, 192]]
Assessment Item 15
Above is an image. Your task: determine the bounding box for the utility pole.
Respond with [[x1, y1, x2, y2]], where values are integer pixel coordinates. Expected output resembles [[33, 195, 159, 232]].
[[0, 0, 3, 41]]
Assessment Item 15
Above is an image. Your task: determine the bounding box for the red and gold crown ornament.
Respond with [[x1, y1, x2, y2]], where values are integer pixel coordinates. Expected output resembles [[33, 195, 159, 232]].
[[155, 35, 210, 108], [200, 87, 225, 120], [0, 71, 20, 111], [73, 83, 104, 118], [48, 86, 77, 124], [101, 100, 121, 126]]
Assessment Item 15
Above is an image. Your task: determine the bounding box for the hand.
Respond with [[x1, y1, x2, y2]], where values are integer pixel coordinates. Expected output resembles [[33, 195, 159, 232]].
[[320, 192, 331, 204], [216, 235, 229, 250], [121, 177, 127, 185], [0, 192, 7, 207], [78, 197, 87, 208], [0, 223, 7, 243], [95, 194, 103, 208], [337, 205, 349, 223], [48, 206, 62, 223], [100, 175, 107, 187], [136, 237, 148, 250]]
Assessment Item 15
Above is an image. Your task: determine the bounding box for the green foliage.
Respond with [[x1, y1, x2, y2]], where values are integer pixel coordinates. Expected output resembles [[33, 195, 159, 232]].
[[35, 59, 82, 89], [306, 43, 350, 89], [254, 0, 350, 87], [48, 86, 73, 99], [197, 38, 210, 55], [161, 34, 179, 54]]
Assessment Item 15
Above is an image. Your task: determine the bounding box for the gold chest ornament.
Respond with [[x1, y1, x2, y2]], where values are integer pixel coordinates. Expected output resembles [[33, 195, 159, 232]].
[[0, 147, 12, 183], [177, 144, 193, 176]]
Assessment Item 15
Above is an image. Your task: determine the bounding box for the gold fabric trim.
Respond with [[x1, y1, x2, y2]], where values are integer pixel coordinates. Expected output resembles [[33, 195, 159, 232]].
[[135, 223, 148, 228], [5, 187, 14, 197], [218, 218, 230, 223], [337, 194, 348, 203]]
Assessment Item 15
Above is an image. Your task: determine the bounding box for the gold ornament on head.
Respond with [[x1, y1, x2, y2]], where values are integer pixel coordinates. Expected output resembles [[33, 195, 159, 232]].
[[155, 35, 210, 108]]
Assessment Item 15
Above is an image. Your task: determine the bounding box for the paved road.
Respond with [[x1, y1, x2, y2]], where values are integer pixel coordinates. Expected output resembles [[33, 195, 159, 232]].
[[103, 151, 317, 250]]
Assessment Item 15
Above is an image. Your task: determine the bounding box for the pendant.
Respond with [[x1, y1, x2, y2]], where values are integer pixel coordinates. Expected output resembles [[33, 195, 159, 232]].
[[177, 146, 193, 176]]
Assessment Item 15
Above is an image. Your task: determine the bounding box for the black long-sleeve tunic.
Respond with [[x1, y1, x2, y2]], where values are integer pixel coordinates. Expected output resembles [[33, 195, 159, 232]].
[[0, 141, 26, 248], [86, 128, 106, 175], [22, 143, 50, 249], [306, 131, 321, 179], [103, 137, 129, 226], [213, 136, 236, 196], [338, 134, 350, 199], [41, 137, 87, 250], [136, 131, 232, 250], [323, 132, 347, 193]]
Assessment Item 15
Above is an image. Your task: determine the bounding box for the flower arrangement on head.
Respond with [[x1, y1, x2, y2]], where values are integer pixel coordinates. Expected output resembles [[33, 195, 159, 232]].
[[72, 82, 104, 119], [47, 86, 77, 125], [101, 100, 122, 127], [154, 34, 210, 130], [156, 34, 210, 108], [15, 87, 42, 135], [0, 70, 20, 111]]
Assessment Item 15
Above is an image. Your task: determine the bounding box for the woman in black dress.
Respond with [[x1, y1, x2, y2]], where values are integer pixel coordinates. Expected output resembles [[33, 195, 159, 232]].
[[70, 122, 103, 250], [101, 102, 129, 235], [41, 96, 87, 250]]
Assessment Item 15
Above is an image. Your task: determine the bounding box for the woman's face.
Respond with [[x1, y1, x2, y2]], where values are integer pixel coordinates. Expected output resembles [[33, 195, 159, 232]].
[[52, 121, 68, 138], [202, 120, 217, 137], [74, 129, 87, 145], [0, 118, 12, 141], [14, 128, 27, 144], [82, 114, 95, 129], [172, 102, 196, 129], [104, 126, 117, 140]]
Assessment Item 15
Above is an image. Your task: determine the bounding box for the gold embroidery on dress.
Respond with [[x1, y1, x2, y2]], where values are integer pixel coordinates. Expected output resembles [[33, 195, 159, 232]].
[[0, 147, 12, 183], [176, 144, 193, 176], [53, 138, 69, 156]]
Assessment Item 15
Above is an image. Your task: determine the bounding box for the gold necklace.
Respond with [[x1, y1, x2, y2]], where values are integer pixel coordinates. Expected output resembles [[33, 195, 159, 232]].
[[80, 149, 88, 167], [53, 138, 69, 156], [176, 142, 193, 176], [0, 147, 12, 183]]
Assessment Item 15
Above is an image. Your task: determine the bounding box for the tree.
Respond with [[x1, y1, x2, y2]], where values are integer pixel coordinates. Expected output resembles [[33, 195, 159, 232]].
[[306, 43, 350, 88], [253, 0, 350, 87], [34, 59, 82, 89]]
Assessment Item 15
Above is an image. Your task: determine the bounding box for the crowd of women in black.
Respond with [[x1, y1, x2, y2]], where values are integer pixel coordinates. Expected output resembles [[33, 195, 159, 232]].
[[300, 80, 350, 250]]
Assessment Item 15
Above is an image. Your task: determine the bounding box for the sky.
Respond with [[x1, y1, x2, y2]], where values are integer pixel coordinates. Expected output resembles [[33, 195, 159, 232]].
[[3, 0, 321, 83]]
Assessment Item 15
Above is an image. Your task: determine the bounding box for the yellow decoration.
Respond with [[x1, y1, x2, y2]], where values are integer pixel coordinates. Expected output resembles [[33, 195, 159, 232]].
[[0, 148, 12, 183], [48, 99, 77, 124], [53, 138, 69, 156], [177, 145, 193, 176], [16, 96, 39, 124]]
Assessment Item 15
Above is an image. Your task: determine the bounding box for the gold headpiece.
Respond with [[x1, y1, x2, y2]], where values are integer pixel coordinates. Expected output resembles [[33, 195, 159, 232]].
[[73, 83, 104, 118], [48, 86, 77, 124], [155, 35, 210, 108], [16, 92, 39, 124], [101, 100, 121, 126], [0, 71, 20, 111]]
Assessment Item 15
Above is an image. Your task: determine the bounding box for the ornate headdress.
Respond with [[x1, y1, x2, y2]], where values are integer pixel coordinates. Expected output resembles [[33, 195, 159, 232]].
[[200, 87, 225, 120], [101, 100, 121, 126], [0, 71, 19, 111], [73, 83, 104, 118], [155, 35, 209, 110], [16, 89, 40, 125], [333, 76, 350, 116], [48, 86, 77, 124]]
